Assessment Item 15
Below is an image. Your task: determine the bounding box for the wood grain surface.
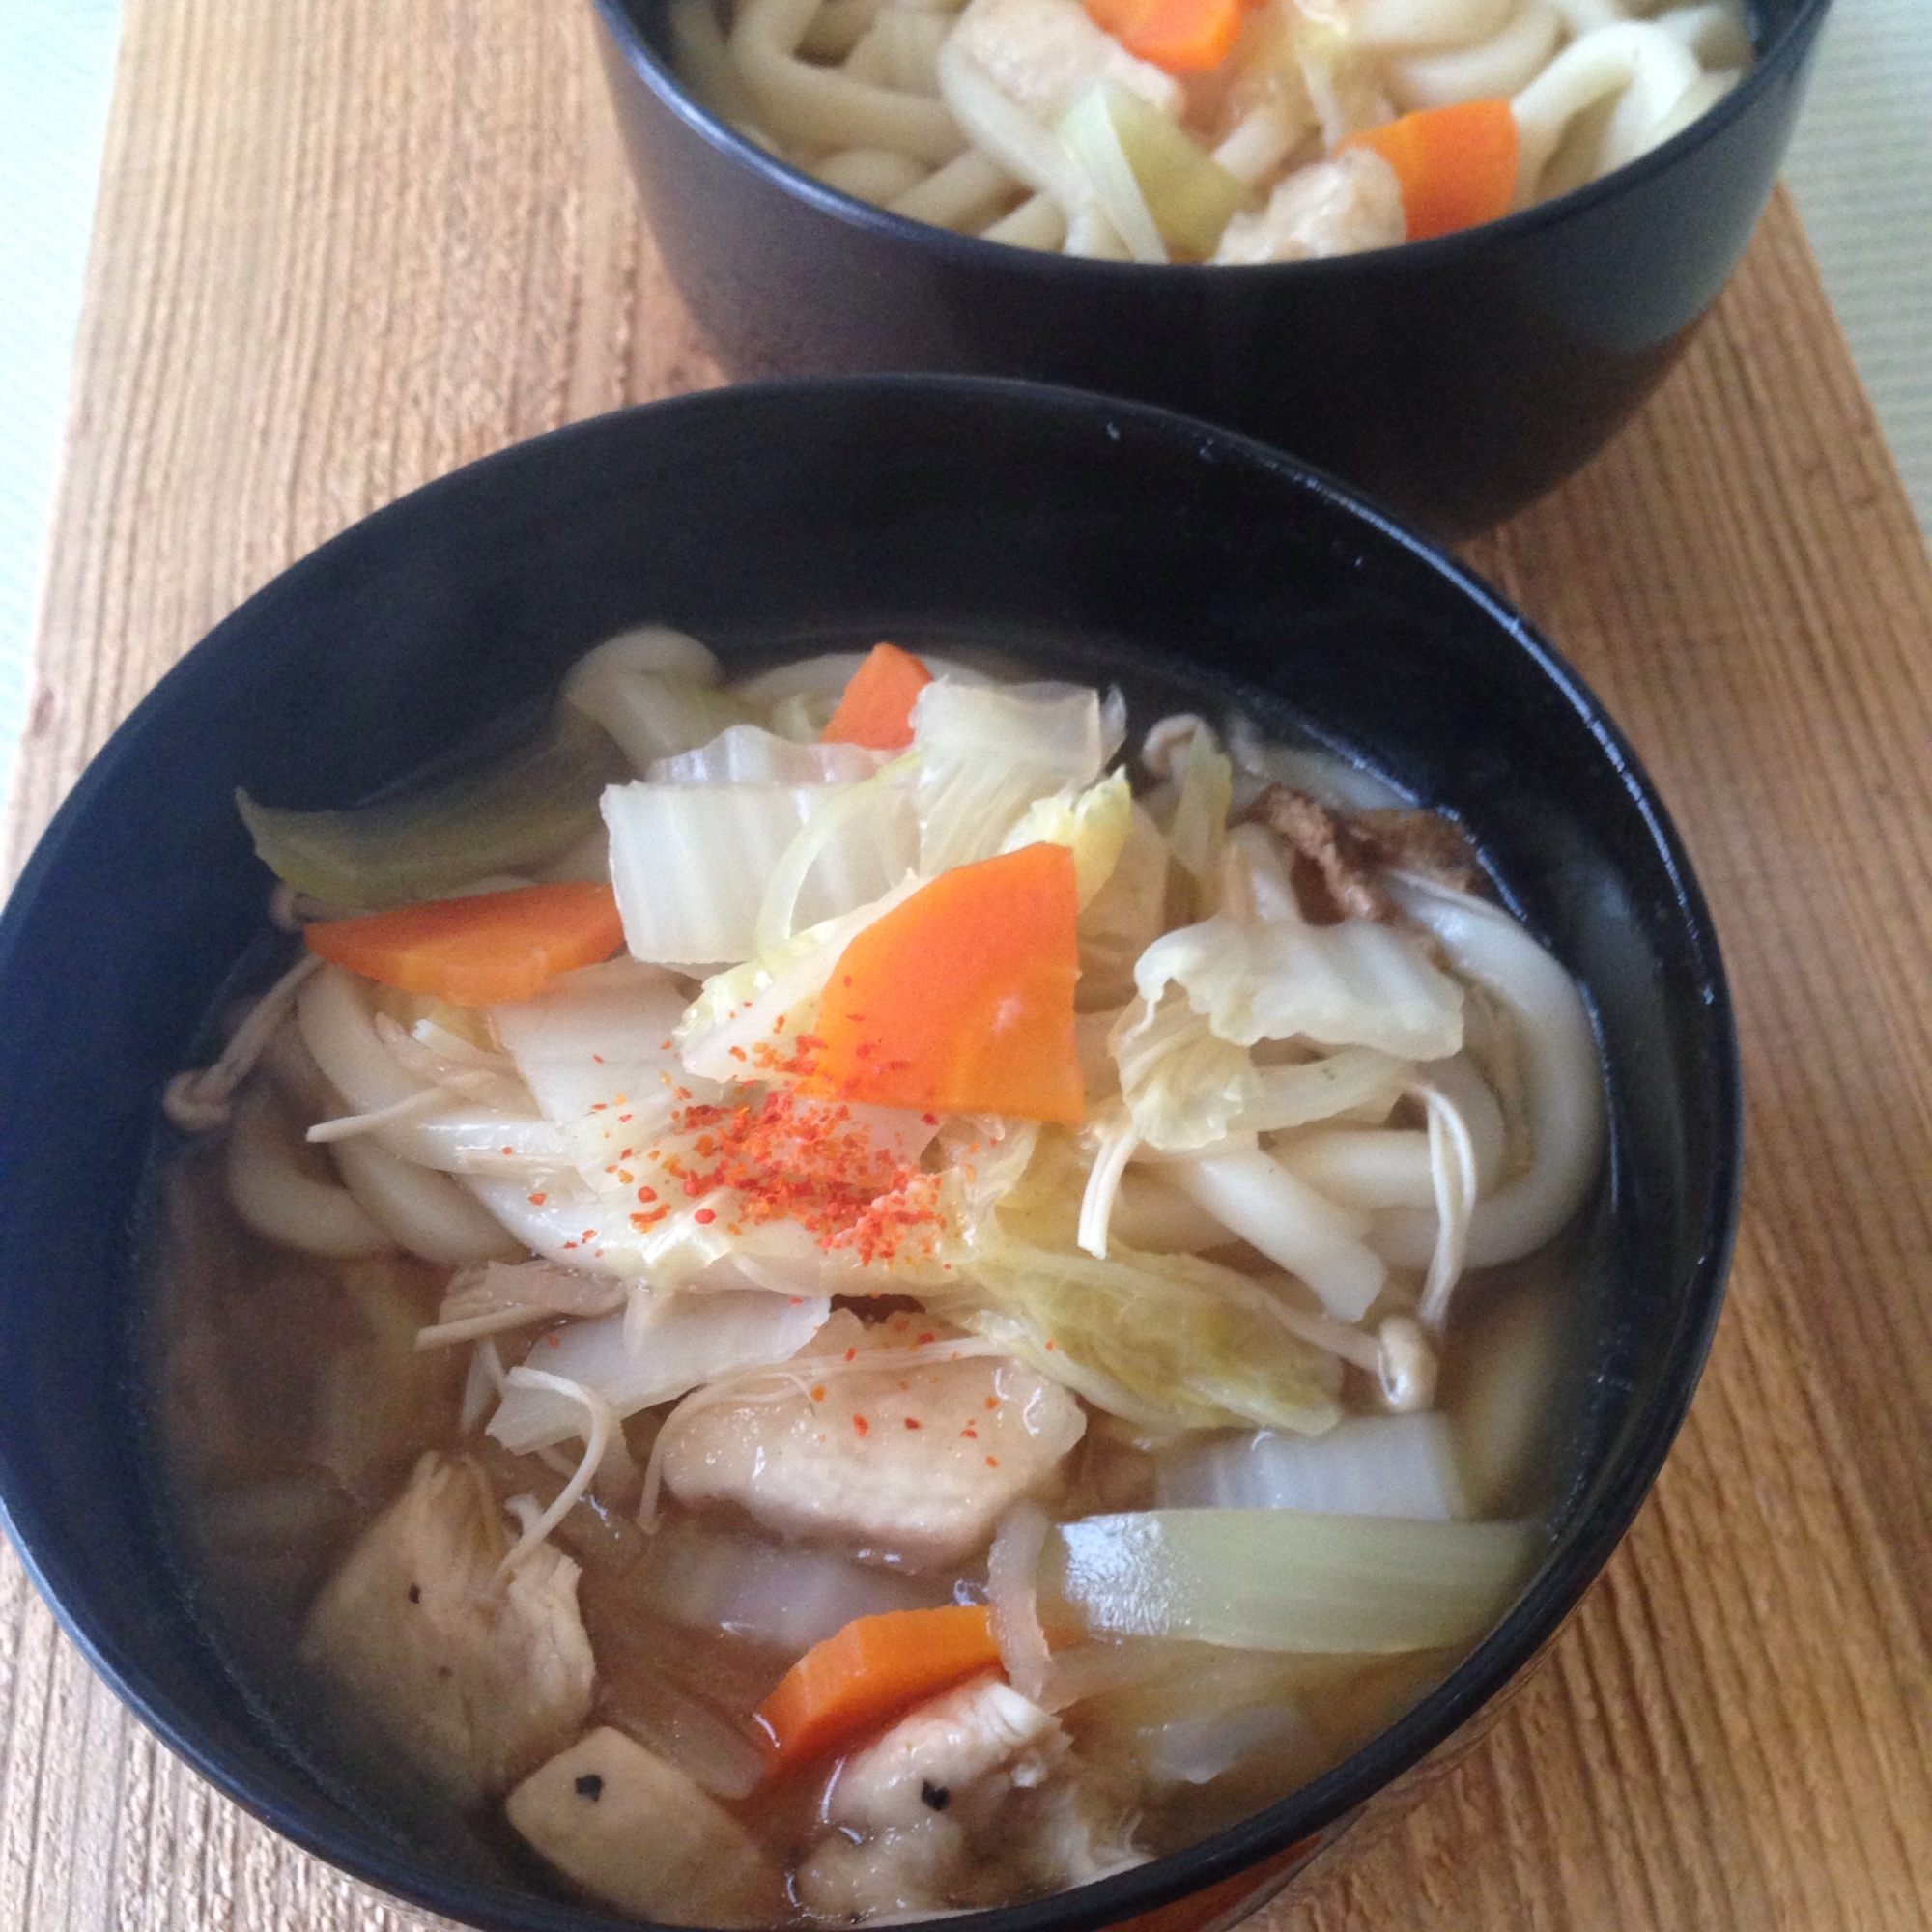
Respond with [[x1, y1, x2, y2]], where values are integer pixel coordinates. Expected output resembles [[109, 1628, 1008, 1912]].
[[4, 3, 1929, 1929]]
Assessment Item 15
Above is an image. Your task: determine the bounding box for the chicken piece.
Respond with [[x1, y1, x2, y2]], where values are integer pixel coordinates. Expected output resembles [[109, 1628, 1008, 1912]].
[[797, 1673, 1142, 1917], [1211, 147, 1406, 263], [299, 1452, 594, 1805], [660, 1350, 1085, 1566], [506, 1727, 782, 1928], [951, 0, 1181, 123], [828, 1671, 1065, 1828]]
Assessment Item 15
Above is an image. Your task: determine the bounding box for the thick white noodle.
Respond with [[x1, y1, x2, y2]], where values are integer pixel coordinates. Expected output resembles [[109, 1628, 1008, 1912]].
[[1652, 0, 1751, 66], [935, 39, 1090, 212], [1211, 102, 1307, 189], [224, 1084, 394, 1259], [296, 965, 564, 1173], [329, 1134, 525, 1266], [1278, 1129, 1437, 1208], [1348, 0, 1515, 53], [1512, 20, 1701, 197], [1171, 1149, 1388, 1322], [670, 0, 763, 124], [814, 145, 930, 202], [980, 190, 1067, 249], [1413, 1081, 1479, 1329], [1388, 1, 1564, 111], [843, 8, 952, 93], [889, 146, 1015, 226], [1374, 877, 1605, 1271], [1550, 0, 1628, 29], [800, 0, 886, 60], [1065, 202, 1131, 258], [732, 0, 965, 163]]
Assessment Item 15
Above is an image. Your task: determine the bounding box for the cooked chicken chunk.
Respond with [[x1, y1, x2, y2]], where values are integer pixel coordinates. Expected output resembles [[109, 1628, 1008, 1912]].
[[299, 1452, 594, 1805], [660, 1350, 1085, 1566], [951, 0, 1181, 122], [506, 1727, 781, 1928], [798, 1673, 1142, 1917], [1212, 148, 1406, 264]]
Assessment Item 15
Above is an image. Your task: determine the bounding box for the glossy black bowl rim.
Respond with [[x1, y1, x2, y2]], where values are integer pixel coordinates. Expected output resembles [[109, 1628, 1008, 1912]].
[[0, 375, 1743, 1932], [594, 0, 1833, 281]]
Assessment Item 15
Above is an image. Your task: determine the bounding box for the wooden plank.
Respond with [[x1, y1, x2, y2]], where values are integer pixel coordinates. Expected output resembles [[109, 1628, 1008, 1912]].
[[4, 3, 1928, 1928]]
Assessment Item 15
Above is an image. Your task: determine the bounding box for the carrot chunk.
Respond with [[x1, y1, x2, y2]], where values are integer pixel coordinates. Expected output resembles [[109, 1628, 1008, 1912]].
[[811, 843, 1085, 1124], [304, 881, 625, 1006], [820, 643, 934, 751], [755, 1606, 1005, 1772], [1344, 99, 1520, 242], [1085, 0, 1244, 73]]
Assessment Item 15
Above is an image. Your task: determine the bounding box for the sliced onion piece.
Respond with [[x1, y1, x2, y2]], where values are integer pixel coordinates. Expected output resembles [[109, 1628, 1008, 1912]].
[[1047, 1508, 1538, 1653], [1155, 1415, 1470, 1521]]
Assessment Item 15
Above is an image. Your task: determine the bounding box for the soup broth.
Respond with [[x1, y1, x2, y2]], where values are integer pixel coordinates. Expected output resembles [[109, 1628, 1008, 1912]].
[[150, 633, 1602, 1924]]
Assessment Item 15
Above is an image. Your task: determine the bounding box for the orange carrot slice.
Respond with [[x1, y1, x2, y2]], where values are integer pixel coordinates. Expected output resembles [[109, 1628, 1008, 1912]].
[[1344, 99, 1520, 242], [755, 1606, 1005, 1773], [821, 643, 934, 751], [811, 843, 1084, 1123], [1085, 0, 1244, 73], [304, 881, 625, 1006]]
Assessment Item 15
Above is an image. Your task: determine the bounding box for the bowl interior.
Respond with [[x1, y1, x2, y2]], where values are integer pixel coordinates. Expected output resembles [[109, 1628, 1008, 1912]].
[[0, 379, 1738, 1932]]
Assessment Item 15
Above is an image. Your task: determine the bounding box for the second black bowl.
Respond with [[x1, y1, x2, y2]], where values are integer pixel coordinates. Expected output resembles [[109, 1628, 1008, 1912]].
[[595, 0, 1831, 535]]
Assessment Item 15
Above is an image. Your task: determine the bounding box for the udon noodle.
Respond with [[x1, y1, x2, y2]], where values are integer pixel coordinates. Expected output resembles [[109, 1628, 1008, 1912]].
[[668, 0, 1755, 261], [151, 635, 1605, 1923]]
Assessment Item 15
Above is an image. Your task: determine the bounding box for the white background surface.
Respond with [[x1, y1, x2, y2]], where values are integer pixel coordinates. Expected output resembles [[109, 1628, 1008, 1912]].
[[0, 0, 1926, 810]]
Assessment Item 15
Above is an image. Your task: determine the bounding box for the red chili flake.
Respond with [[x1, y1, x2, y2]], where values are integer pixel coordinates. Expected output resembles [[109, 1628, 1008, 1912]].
[[548, 1334, 560, 1347], [694, 1208, 717, 1225], [582, 1229, 596, 1240], [659, 1039, 673, 1051], [500, 1145, 513, 1155], [922, 1114, 938, 1126], [592, 1054, 605, 1065], [845, 1012, 866, 1024], [563, 1240, 578, 1250], [590, 1102, 608, 1113], [984, 1396, 998, 1410], [852, 1415, 870, 1437], [985, 1456, 1000, 1468], [917, 1332, 935, 1345], [773, 1015, 787, 1034], [1045, 1339, 1057, 1351], [528, 1191, 548, 1206], [904, 1417, 922, 1430], [674, 1087, 693, 1101], [618, 1114, 633, 1124], [729, 1046, 748, 1063], [637, 1186, 657, 1203], [845, 1347, 858, 1362], [810, 1385, 827, 1403], [841, 975, 853, 988], [962, 1426, 979, 1439]]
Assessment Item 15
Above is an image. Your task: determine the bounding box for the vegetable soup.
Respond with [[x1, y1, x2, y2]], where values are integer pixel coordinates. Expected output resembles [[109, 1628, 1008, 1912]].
[[150, 635, 1603, 1924]]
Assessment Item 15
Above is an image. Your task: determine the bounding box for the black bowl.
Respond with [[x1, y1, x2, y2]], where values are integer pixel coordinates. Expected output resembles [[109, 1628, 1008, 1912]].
[[593, 0, 1831, 536], [0, 379, 1739, 1931]]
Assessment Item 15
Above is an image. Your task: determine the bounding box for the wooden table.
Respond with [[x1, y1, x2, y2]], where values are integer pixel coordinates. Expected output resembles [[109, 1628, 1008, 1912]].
[[4, 4, 1929, 1928]]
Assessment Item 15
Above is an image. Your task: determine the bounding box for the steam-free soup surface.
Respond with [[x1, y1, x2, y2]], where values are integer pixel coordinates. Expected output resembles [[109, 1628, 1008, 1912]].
[[153, 635, 1602, 1924]]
